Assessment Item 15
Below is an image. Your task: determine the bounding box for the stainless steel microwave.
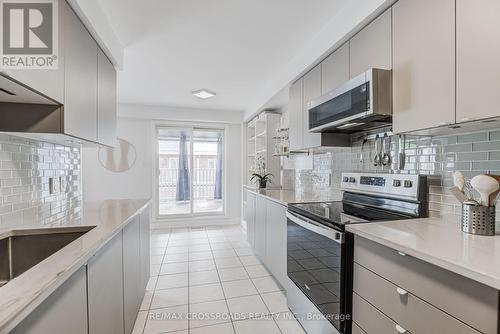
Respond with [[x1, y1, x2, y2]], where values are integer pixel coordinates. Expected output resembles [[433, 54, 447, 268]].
[[308, 68, 392, 134]]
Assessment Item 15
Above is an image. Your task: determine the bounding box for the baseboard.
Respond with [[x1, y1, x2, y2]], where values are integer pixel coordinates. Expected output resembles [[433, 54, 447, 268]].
[[151, 216, 240, 229]]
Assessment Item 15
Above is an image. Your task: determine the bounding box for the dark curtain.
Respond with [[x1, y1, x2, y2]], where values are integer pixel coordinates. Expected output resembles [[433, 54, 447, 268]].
[[214, 136, 223, 199], [176, 132, 190, 201]]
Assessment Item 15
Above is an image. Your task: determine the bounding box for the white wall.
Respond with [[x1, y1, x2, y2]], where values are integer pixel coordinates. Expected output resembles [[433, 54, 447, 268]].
[[82, 103, 243, 228]]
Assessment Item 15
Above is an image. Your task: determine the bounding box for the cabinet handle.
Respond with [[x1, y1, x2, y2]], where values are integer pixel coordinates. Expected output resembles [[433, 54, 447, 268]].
[[397, 251, 407, 256], [395, 324, 407, 333], [459, 117, 475, 123], [396, 287, 408, 296], [436, 121, 452, 127]]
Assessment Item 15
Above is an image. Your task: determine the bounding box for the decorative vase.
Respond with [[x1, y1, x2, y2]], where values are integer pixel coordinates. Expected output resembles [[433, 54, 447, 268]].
[[259, 180, 267, 189]]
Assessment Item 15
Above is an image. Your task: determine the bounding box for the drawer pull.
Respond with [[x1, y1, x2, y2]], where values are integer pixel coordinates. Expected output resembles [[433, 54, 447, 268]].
[[396, 287, 408, 296], [395, 324, 407, 333], [397, 251, 407, 256], [304, 284, 311, 291]]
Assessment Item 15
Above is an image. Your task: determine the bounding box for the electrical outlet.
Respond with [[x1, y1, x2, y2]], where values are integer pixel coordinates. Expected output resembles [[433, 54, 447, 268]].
[[59, 176, 66, 192], [49, 177, 60, 194]]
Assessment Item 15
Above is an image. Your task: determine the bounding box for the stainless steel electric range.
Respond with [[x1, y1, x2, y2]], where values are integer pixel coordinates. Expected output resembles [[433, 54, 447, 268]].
[[286, 172, 427, 334]]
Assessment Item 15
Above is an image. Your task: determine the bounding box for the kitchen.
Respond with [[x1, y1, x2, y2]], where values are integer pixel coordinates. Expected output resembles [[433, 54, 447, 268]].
[[0, 0, 500, 334]]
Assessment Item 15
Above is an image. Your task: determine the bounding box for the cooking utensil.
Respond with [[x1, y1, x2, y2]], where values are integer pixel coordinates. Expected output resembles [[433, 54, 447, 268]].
[[398, 134, 406, 170], [360, 137, 368, 163], [470, 175, 500, 206], [486, 174, 500, 205], [449, 186, 468, 203], [374, 135, 382, 166], [382, 133, 391, 166], [453, 171, 465, 191]]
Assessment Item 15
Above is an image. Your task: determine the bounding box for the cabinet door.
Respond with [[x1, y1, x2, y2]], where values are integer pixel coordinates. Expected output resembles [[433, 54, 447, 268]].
[[456, 0, 500, 122], [123, 217, 142, 334], [140, 207, 151, 291], [302, 65, 322, 148], [64, 2, 98, 141], [254, 195, 267, 262], [5, 0, 65, 103], [11, 267, 87, 334], [246, 192, 256, 248], [265, 200, 287, 287], [88, 232, 124, 334], [350, 9, 392, 78], [392, 0, 455, 133], [289, 78, 303, 151], [97, 48, 117, 146], [321, 43, 350, 94]]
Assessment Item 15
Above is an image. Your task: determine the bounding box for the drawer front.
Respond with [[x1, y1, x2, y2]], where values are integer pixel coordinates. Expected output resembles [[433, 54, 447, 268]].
[[354, 263, 480, 334], [352, 321, 367, 334], [353, 293, 405, 334], [354, 236, 498, 334]]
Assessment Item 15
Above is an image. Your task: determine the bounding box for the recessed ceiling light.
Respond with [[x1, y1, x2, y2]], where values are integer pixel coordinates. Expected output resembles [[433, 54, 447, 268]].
[[192, 89, 216, 99]]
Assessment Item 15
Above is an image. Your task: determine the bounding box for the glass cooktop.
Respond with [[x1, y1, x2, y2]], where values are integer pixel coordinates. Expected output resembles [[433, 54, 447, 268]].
[[288, 201, 411, 230]]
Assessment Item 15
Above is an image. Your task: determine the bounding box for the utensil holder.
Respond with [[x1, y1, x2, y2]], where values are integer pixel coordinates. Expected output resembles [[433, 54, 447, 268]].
[[461, 203, 496, 236]]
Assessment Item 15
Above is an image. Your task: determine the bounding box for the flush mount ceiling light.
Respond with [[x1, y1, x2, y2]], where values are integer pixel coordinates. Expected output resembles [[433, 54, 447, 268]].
[[192, 89, 216, 99]]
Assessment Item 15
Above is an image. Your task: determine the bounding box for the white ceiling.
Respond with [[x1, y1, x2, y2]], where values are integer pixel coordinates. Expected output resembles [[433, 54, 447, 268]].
[[95, 0, 350, 113]]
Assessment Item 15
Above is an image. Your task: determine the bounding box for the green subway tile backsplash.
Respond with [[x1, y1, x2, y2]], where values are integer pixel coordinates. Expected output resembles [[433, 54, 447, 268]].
[[284, 128, 500, 219]]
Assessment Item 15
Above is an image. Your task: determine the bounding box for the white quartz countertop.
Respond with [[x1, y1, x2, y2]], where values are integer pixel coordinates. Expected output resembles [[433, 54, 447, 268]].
[[243, 185, 339, 205], [0, 198, 150, 333], [346, 216, 500, 290]]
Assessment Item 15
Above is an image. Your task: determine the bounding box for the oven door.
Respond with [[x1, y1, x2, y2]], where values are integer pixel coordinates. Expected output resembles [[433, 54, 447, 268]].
[[286, 211, 347, 333]]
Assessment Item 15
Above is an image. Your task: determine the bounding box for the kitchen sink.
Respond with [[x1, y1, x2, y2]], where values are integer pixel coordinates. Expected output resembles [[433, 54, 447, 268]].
[[0, 226, 95, 287]]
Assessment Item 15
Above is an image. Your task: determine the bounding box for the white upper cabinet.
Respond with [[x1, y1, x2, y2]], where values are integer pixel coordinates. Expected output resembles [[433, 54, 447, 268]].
[[392, 0, 455, 134], [321, 43, 350, 94], [302, 65, 322, 148], [350, 9, 392, 78], [97, 48, 117, 146], [289, 78, 303, 152], [64, 1, 98, 142], [456, 0, 500, 123]]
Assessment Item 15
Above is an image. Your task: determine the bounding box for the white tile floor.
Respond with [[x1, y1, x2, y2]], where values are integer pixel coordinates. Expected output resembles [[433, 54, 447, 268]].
[[132, 225, 306, 334]]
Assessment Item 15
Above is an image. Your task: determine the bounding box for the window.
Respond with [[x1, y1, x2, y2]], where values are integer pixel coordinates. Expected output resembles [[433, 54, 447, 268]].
[[155, 127, 224, 218]]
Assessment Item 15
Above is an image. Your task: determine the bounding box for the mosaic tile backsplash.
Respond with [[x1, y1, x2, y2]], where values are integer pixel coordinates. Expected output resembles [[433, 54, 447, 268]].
[[0, 134, 81, 228], [283, 128, 500, 219]]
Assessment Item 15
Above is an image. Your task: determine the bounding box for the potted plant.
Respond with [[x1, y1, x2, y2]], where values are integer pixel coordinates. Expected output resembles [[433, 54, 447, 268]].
[[251, 155, 273, 189]]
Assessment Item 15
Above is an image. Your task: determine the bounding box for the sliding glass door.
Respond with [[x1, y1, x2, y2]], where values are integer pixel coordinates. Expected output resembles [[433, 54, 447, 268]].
[[156, 127, 224, 218]]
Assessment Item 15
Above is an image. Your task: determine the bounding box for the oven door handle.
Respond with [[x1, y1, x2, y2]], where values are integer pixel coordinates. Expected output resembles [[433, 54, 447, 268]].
[[287, 211, 344, 244]]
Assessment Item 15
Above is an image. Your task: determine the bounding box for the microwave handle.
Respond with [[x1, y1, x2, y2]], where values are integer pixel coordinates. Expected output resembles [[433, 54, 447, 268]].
[[286, 211, 344, 244]]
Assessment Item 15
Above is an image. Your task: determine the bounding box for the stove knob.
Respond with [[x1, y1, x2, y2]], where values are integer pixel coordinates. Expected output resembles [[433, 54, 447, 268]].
[[404, 180, 413, 188], [343, 177, 349, 183], [349, 177, 356, 183], [393, 179, 401, 187]]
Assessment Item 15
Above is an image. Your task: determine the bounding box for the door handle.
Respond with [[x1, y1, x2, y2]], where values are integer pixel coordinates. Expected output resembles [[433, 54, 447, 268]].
[[396, 287, 408, 296], [395, 324, 407, 333], [397, 251, 407, 257]]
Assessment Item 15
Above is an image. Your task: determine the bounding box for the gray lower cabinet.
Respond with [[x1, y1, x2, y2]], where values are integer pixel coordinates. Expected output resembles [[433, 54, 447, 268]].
[[246, 192, 287, 288], [11, 266, 88, 334], [254, 195, 267, 262], [123, 216, 143, 334], [11, 206, 151, 334], [246, 191, 256, 248], [87, 232, 124, 334], [265, 200, 287, 287], [140, 209, 151, 291], [353, 235, 499, 334]]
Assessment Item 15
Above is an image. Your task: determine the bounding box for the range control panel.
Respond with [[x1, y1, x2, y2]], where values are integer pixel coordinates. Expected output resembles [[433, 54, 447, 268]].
[[340, 172, 423, 200]]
